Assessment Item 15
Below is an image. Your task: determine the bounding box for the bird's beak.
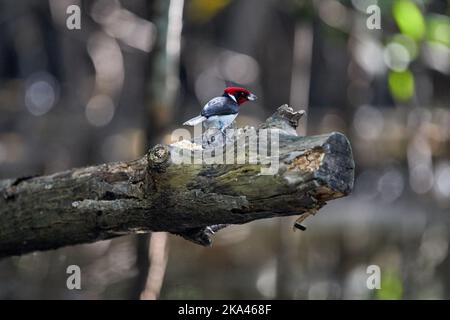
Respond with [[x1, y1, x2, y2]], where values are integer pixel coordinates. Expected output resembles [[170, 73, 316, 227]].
[[247, 93, 257, 101]]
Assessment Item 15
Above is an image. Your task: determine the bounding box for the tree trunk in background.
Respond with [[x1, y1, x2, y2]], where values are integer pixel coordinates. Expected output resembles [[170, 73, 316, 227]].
[[258, 4, 295, 119], [276, 22, 314, 299], [136, 0, 185, 300], [146, 0, 184, 142]]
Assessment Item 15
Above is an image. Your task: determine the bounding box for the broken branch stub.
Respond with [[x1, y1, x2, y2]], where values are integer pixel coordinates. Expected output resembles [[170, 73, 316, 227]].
[[0, 105, 354, 257]]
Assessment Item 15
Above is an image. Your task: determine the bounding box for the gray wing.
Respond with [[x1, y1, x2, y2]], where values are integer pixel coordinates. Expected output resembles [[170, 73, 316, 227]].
[[201, 96, 238, 117]]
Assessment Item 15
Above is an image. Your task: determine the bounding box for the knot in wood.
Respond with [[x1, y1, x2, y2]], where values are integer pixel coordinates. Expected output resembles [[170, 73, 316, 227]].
[[259, 105, 305, 135], [147, 144, 169, 172], [276, 104, 305, 128]]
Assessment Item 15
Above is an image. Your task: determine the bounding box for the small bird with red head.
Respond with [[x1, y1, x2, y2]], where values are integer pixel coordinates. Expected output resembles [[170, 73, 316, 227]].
[[183, 87, 257, 133]]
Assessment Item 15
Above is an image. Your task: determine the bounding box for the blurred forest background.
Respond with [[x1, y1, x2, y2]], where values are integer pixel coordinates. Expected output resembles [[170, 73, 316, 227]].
[[0, 0, 449, 299]]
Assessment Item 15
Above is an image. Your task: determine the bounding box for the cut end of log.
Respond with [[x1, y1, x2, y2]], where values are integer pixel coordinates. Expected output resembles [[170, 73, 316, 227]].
[[316, 132, 355, 197]]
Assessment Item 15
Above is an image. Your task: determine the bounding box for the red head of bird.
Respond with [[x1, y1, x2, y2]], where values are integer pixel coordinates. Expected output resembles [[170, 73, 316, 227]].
[[223, 87, 257, 105]]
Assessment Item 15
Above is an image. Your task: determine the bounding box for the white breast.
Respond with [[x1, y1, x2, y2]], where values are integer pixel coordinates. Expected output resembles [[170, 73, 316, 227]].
[[204, 114, 238, 131]]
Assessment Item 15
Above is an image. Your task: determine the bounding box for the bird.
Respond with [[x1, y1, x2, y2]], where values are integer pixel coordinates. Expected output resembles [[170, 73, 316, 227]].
[[183, 87, 257, 134]]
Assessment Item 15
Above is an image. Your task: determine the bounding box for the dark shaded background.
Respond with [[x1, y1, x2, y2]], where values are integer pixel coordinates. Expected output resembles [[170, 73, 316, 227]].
[[0, 0, 449, 299]]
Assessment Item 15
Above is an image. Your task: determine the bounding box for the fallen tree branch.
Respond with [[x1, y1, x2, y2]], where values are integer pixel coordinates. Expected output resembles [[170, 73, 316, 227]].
[[0, 105, 354, 258]]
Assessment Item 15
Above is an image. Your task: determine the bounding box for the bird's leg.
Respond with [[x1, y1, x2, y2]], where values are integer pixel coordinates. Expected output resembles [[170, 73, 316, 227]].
[[220, 126, 227, 144], [174, 224, 229, 246]]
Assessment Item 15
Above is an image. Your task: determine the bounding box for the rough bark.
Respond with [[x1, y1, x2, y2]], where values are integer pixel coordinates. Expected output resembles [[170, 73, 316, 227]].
[[0, 105, 354, 258]]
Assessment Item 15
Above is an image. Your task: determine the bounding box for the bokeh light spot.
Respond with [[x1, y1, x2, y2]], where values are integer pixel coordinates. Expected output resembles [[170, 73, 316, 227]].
[[24, 73, 58, 116], [388, 70, 414, 101], [392, 0, 425, 41], [85, 95, 115, 127]]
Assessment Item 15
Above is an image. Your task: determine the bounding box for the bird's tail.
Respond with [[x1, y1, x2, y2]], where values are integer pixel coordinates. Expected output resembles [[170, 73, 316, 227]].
[[183, 115, 206, 126]]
